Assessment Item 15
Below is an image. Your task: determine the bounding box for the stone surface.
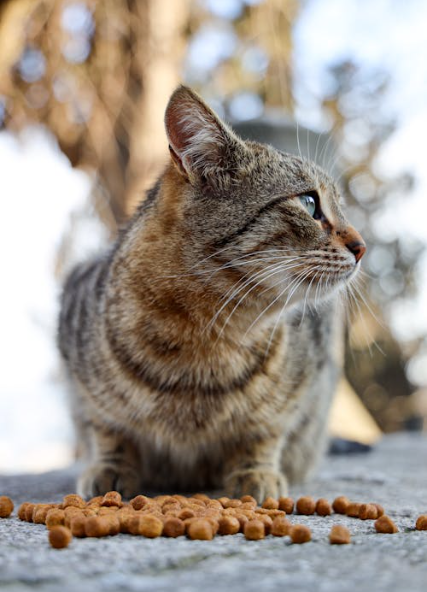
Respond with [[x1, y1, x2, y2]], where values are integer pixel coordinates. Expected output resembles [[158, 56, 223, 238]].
[[0, 433, 426, 592]]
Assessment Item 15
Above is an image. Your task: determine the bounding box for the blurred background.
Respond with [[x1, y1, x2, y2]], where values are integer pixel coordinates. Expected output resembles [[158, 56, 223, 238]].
[[1, 0, 427, 474]]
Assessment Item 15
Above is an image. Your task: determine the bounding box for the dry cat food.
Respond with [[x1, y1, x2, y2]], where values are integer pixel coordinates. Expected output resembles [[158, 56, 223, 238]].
[[329, 525, 351, 545], [289, 524, 312, 544], [374, 515, 399, 534], [0, 496, 14, 518], [48, 525, 72, 549], [2, 491, 421, 548], [415, 515, 427, 531]]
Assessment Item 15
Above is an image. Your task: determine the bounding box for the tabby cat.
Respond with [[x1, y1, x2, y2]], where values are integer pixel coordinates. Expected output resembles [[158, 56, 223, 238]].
[[58, 85, 366, 501]]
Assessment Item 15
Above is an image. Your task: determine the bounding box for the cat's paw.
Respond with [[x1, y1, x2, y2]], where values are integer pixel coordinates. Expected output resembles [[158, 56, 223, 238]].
[[224, 468, 288, 503], [77, 462, 141, 499]]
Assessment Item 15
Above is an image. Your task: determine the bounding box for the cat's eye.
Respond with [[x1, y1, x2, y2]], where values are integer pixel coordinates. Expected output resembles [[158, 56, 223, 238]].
[[298, 194, 317, 217]]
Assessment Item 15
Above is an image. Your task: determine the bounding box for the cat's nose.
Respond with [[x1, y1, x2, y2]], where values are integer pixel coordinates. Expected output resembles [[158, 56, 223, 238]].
[[346, 240, 366, 263]]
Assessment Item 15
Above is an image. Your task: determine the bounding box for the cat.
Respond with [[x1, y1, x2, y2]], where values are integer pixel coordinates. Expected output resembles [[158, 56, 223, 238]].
[[58, 85, 366, 502]]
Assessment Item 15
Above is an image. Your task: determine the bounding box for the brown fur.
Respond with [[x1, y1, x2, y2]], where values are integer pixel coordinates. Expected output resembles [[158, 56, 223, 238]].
[[58, 86, 365, 501]]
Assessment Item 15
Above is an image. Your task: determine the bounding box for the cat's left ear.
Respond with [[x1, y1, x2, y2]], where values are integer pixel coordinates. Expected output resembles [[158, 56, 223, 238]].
[[165, 85, 246, 184]]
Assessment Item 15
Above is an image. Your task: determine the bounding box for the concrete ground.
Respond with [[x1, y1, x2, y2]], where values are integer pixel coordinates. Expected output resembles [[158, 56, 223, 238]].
[[0, 433, 426, 592]]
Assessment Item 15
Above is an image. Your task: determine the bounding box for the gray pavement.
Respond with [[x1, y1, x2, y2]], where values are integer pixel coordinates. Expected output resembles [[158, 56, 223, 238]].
[[0, 433, 426, 592]]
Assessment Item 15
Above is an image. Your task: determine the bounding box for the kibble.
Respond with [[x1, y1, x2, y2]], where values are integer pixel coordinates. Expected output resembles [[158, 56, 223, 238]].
[[332, 496, 350, 515], [346, 502, 362, 518], [70, 515, 87, 537], [0, 496, 14, 518], [17, 502, 30, 520], [244, 520, 265, 540], [101, 491, 122, 507], [375, 515, 398, 534], [85, 516, 114, 538], [12, 490, 415, 550], [163, 517, 186, 537], [296, 496, 316, 515], [278, 497, 294, 514], [271, 516, 291, 536], [316, 498, 332, 516], [373, 504, 385, 518], [129, 514, 163, 538], [329, 525, 351, 544], [359, 503, 378, 520], [262, 497, 279, 510], [46, 509, 66, 529], [62, 494, 86, 509], [48, 526, 72, 549], [187, 519, 214, 540], [25, 503, 36, 522], [289, 524, 312, 544], [217, 515, 240, 535]]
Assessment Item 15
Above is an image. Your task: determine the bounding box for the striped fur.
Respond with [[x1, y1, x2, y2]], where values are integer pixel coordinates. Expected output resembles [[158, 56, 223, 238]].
[[58, 86, 365, 501]]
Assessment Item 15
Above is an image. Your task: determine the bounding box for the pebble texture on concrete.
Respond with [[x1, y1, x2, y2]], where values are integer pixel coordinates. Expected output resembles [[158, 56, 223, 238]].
[[0, 433, 426, 592]]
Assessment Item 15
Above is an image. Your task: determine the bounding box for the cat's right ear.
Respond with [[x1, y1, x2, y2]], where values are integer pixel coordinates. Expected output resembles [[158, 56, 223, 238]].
[[164, 85, 244, 184]]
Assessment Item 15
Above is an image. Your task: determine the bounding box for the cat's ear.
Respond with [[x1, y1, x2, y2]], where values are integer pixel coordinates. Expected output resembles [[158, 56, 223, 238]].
[[165, 85, 244, 183]]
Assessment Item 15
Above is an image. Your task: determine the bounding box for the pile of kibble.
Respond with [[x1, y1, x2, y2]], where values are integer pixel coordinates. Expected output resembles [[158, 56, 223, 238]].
[[0, 492, 426, 549]]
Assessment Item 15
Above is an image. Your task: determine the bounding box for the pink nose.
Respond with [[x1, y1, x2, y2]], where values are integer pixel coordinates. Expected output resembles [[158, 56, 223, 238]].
[[346, 240, 366, 263]]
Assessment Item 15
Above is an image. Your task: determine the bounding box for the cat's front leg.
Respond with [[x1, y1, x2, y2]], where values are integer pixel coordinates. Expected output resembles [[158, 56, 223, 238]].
[[77, 425, 141, 499], [224, 434, 288, 502]]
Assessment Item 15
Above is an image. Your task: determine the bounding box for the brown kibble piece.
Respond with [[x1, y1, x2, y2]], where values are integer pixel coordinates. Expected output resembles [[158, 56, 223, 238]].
[[289, 524, 312, 544], [187, 519, 214, 540], [316, 498, 332, 516], [101, 491, 122, 507], [0, 496, 14, 518], [163, 517, 185, 537], [87, 496, 104, 507], [70, 515, 87, 537], [240, 495, 257, 505], [296, 496, 316, 515], [25, 503, 36, 522], [63, 494, 86, 509], [359, 504, 378, 520], [375, 515, 398, 534], [278, 497, 294, 514], [329, 525, 351, 544], [178, 508, 196, 520], [244, 520, 265, 540], [256, 514, 273, 534], [130, 495, 150, 510], [332, 496, 350, 515], [217, 515, 240, 535], [222, 499, 242, 509], [85, 516, 113, 537], [17, 502, 30, 521], [46, 509, 65, 529], [129, 514, 163, 538], [373, 504, 385, 517], [33, 505, 54, 524], [346, 502, 362, 518], [236, 513, 249, 532], [262, 497, 279, 510], [415, 515, 427, 530], [49, 526, 72, 549], [271, 516, 291, 537]]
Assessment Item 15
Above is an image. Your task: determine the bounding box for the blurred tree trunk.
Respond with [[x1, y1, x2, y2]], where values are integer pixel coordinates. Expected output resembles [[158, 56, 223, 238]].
[[0, 0, 190, 226]]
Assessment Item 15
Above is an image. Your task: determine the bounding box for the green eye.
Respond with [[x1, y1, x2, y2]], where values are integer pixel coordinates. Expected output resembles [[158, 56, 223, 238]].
[[298, 194, 316, 217]]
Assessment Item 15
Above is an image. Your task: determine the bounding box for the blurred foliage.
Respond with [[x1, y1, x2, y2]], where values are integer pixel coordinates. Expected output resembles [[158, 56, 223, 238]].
[[0, 0, 425, 431]]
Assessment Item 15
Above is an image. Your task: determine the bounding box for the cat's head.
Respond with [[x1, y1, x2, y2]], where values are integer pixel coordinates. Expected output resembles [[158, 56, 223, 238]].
[[162, 85, 365, 312]]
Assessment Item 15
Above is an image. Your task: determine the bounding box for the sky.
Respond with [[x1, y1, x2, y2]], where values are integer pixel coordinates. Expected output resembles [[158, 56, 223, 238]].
[[1, 0, 427, 473]]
